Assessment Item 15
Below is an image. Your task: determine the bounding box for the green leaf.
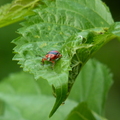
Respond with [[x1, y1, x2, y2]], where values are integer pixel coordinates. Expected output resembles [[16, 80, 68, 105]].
[[0, 72, 77, 120], [92, 111, 107, 120], [66, 102, 96, 120], [69, 59, 113, 115], [12, 0, 115, 116], [109, 22, 120, 39], [66, 102, 107, 120], [0, 0, 39, 28]]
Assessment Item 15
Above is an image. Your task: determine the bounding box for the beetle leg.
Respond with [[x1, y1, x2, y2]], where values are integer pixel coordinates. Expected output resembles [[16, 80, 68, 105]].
[[51, 61, 55, 68], [41, 58, 46, 65]]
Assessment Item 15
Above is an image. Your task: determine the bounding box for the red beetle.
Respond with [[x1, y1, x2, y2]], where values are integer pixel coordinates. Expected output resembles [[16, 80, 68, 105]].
[[42, 50, 62, 66]]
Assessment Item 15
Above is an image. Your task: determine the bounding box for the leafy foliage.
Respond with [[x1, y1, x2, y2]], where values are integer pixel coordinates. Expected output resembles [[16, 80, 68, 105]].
[[0, 0, 39, 28], [12, 0, 117, 116], [0, 72, 77, 120], [0, 59, 113, 120], [69, 59, 113, 116]]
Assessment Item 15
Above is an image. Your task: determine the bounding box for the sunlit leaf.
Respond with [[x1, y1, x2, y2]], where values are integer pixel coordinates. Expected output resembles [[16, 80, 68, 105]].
[[12, 0, 115, 116]]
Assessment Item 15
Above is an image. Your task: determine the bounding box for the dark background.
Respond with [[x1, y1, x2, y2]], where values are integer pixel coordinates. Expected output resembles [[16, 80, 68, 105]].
[[0, 0, 120, 120]]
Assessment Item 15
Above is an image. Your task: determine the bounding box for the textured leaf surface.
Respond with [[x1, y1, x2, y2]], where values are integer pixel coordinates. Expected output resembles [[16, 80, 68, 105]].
[[69, 59, 113, 115], [0, 0, 39, 28], [0, 72, 77, 120], [12, 0, 115, 116]]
